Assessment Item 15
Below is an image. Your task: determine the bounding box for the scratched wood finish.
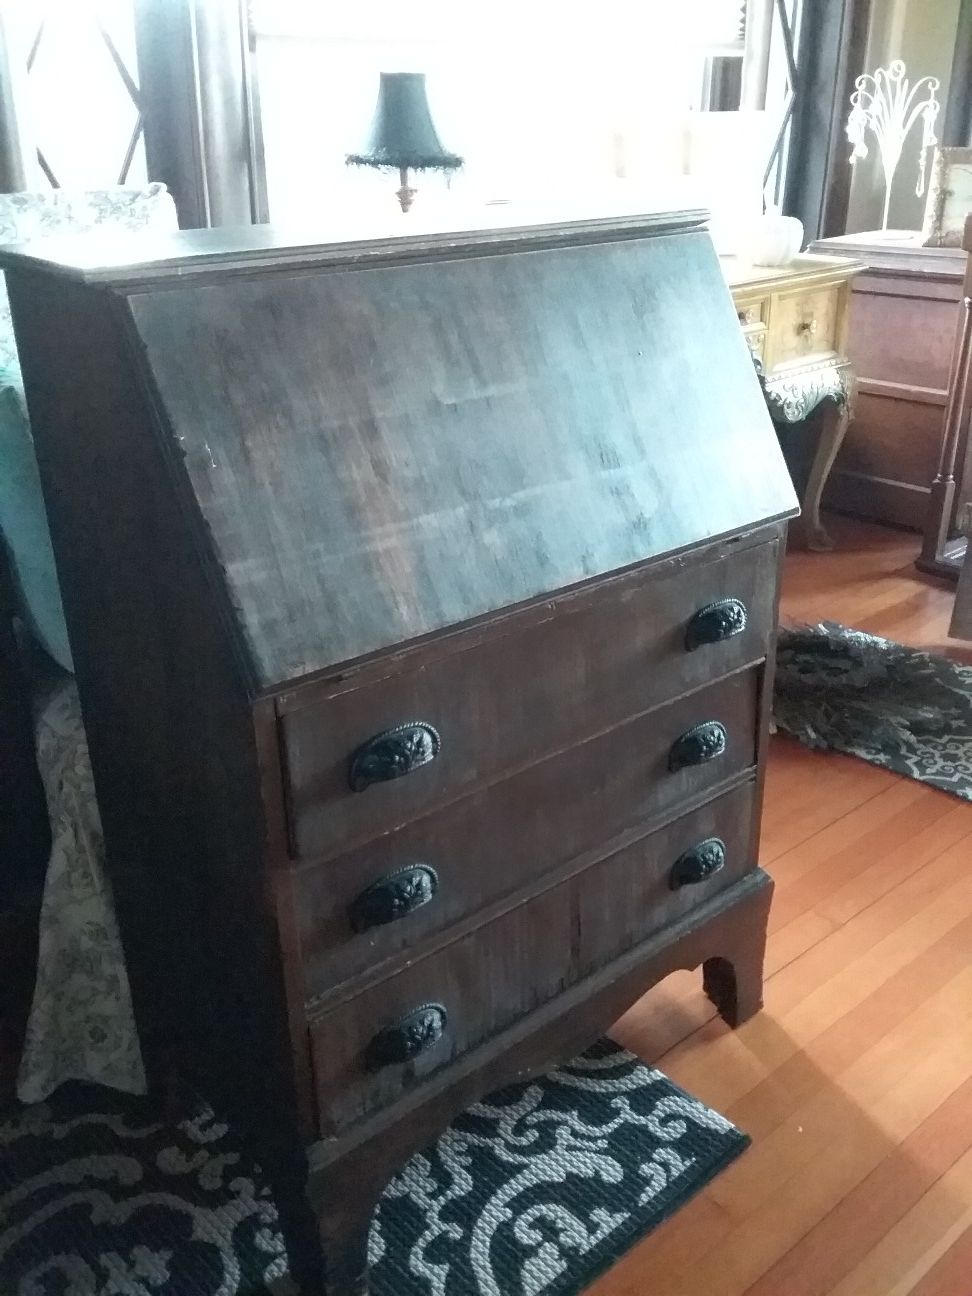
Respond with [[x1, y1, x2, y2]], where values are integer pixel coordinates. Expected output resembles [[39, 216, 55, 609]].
[[1, 210, 796, 1294], [283, 536, 778, 859], [310, 779, 757, 1137], [290, 657, 760, 876], [310, 884, 573, 1137], [127, 232, 794, 688], [296, 672, 759, 999]]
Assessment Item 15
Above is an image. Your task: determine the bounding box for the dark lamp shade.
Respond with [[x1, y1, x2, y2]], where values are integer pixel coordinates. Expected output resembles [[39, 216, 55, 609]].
[[346, 72, 462, 172]]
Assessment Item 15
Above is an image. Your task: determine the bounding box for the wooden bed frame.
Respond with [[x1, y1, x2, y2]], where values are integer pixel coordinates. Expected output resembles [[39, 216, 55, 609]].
[[0, 540, 50, 1103]]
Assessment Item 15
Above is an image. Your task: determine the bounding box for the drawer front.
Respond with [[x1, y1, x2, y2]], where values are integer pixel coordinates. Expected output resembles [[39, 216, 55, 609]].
[[296, 667, 762, 999], [309, 886, 572, 1136], [281, 540, 778, 860], [736, 297, 769, 328], [306, 782, 757, 1136], [770, 285, 840, 368], [573, 780, 757, 977]]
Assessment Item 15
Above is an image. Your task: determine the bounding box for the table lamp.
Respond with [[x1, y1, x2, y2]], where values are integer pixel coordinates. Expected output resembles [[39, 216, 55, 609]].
[[346, 72, 463, 213]]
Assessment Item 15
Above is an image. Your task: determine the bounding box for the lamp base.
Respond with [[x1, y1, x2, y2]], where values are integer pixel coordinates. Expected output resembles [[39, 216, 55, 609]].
[[396, 167, 417, 213]]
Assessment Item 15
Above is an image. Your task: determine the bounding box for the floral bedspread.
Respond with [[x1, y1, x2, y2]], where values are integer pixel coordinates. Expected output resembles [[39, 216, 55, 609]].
[[17, 675, 145, 1102]]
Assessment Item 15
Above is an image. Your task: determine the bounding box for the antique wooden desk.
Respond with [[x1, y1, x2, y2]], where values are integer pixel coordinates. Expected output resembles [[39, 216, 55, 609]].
[[725, 254, 865, 551], [2, 208, 797, 1293]]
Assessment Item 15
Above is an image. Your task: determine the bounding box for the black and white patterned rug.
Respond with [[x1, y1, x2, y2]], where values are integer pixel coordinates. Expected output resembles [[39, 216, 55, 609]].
[[0, 1040, 748, 1296], [774, 622, 972, 800]]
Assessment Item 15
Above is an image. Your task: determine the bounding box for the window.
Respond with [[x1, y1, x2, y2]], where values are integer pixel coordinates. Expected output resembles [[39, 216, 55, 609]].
[[252, 1, 756, 223], [7, 0, 145, 189]]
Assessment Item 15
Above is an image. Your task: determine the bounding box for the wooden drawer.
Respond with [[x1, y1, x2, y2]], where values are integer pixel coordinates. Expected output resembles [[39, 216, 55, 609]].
[[280, 539, 778, 860], [296, 666, 761, 998], [306, 781, 757, 1136], [573, 780, 757, 977], [769, 285, 840, 369], [736, 298, 769, 328]]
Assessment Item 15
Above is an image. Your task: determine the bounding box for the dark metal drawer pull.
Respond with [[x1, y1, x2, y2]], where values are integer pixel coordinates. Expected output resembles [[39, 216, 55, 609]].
[[365, 1003, 448, 1071], [348, 721, 441, 793], [670, 838, 727, 890], [685, 598, 748, 651], [349, 865, 439, 933], [668, 721, 728, 772]]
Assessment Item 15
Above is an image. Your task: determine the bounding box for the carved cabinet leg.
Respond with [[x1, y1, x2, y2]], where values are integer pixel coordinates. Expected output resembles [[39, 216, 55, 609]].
[[702, 953, 764, 1027], [702, 872, 773, 1028], [794, 399, 852, 552], [260, 1148, 327, 1295], [318, 1213, 372, 1296], [307, 1147, 391, 1296]]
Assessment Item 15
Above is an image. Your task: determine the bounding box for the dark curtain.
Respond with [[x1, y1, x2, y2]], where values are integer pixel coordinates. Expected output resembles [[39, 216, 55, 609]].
[[943, 0, 972, 146], [134, 0, 268, 229], [705, 57, 744, 112], [783, 0, 871, 240]]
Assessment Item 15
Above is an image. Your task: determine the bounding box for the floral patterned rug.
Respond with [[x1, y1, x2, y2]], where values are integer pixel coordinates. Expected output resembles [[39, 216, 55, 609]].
[[0, 1040, 748, 1296], [774, 622, 972, 800]]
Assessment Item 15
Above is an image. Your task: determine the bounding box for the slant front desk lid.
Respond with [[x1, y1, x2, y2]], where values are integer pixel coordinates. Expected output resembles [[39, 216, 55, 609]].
[[2, 207, 798, 690]]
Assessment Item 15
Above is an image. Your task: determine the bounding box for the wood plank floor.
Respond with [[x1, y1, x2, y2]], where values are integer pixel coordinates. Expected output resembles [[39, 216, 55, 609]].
[[593, 515, 972, 1296]]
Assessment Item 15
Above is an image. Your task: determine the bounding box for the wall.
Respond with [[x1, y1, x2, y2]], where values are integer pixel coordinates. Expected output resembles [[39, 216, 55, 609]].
[[846, 0, 962, 233]]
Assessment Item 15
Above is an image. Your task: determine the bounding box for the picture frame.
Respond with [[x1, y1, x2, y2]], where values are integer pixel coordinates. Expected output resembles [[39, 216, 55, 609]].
[[921, 146, 972, 247]]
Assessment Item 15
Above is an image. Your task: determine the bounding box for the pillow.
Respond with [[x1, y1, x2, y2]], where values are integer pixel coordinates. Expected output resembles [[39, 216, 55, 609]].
[[0, 366, 72, 671], [0, 185, 179, 671]]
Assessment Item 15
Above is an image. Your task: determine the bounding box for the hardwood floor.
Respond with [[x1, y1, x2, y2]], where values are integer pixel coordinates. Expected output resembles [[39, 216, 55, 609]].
[[595, 515, 972, 1296]]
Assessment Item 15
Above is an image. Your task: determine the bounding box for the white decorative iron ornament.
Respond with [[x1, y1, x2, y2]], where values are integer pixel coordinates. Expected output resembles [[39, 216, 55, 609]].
[[846, 60, 940, 231]]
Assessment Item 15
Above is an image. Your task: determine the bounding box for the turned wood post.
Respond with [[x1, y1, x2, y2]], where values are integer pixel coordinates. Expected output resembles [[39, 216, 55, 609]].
[[919, 214, 972, 576]]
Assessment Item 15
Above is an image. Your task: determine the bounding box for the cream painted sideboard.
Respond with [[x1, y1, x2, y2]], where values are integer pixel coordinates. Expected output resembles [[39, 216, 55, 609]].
[[724, 254, 865, 550]]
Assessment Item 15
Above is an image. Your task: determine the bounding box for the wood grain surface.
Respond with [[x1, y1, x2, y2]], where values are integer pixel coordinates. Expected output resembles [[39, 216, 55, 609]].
[[129, 232, 795, 686]]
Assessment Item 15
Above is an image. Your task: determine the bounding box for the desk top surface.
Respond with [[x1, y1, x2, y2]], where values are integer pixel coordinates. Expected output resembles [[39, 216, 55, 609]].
[[808, 231, 965, 279], [721, 253, 867, 292], [0, 199, 710, 287]]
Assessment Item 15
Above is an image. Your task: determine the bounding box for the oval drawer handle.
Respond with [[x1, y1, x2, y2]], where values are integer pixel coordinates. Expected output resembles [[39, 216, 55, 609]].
[[365, 1003, 448, 1071], [670, 838, 727, 890], [348, 721, 441, 793], [349, 865, 439, 933], [685, 598, 748, 651], [668, 721, 728, 772]]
